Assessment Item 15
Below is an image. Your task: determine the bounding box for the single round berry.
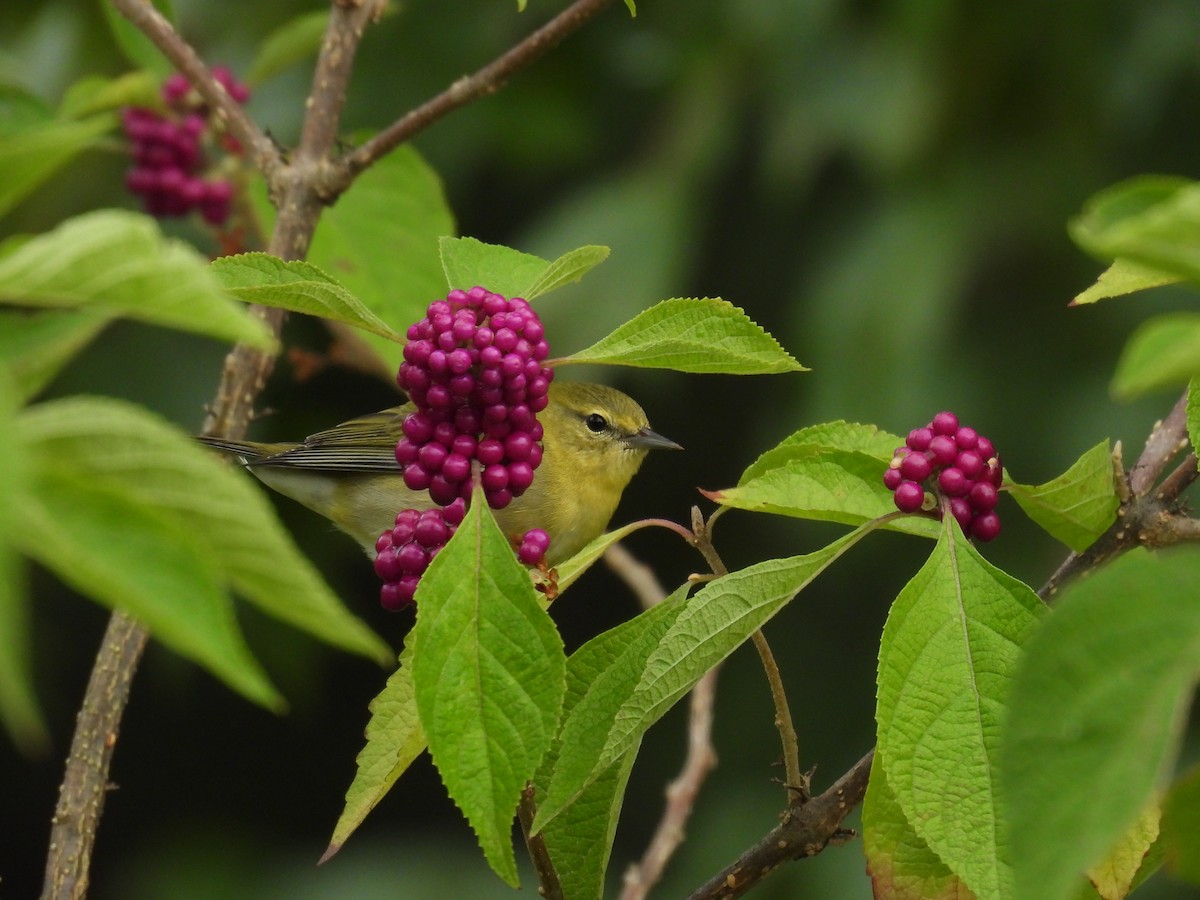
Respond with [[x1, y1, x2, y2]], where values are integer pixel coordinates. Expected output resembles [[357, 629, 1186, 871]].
[[931, 412, 959, 436], [968, 481, 999, 512], [928, 435, 958, 466], [906, 427, 933, 452], [937, 467, 969, 497], [883, 465, 904, 491], [899, 452, 933, 482], [971, 512, 1002, 542], [894, 481, 926, 513]]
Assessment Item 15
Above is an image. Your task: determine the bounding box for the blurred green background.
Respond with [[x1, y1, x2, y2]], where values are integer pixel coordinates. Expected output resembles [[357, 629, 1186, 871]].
[[4, 1, 1200, 897]]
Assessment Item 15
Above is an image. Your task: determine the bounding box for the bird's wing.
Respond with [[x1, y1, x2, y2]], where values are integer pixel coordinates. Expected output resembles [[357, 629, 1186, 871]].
[[249, 407, 408, 473]]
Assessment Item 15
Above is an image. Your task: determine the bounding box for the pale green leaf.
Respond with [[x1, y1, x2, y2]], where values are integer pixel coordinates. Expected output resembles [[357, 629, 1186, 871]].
[[558, 298, 805, 374], [1188, 379, 1200, 469], [1112, 312, 1200, 399], [246, 10, 329, 86], [1085, 805, 1160, 900], [553, 521, 652, 594], [17, 397, 389, 665], [1070, 176, 1200, 285], [862, 752, 974, 900], [439, 236, 550, 298], [411, 498, 566, 886], [211, 253, 404, 342], [326, 634, 423, 858], [0, 368, 46, 753], [0, 210, 274, 348], [524, 245, 610, 301], [17, 470, 282, 709], [1163, 765, 1200, 885], [1003, 547, 1200, 900], [1071, 258, 1181, 306], [0, 309, 113, 401], [1007, 441, 1118, 552], [58, 71, 159, 119], [877, 520, 1044, 899], [0, 115, 116, 221]]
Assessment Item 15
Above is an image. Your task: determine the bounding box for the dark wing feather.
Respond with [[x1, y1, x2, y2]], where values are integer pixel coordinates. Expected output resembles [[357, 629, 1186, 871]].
[[248, 406, 409, 473]]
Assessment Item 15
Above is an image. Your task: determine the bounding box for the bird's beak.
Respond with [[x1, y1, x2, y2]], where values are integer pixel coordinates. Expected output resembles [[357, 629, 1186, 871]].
[[626, 426, 683, 452]]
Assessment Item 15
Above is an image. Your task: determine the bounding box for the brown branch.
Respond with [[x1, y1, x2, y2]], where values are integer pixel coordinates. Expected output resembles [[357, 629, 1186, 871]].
[[519, 783, 564, 900], [108, 0, 278, 177], [340, 0, 622, 180], [687, 750, 874, 900], [604, 543, 720, 900], [40, 613, 149, 900]]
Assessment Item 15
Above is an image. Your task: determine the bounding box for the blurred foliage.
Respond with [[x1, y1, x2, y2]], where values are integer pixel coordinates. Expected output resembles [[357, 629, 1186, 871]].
[[2, 0, 1200, 897]]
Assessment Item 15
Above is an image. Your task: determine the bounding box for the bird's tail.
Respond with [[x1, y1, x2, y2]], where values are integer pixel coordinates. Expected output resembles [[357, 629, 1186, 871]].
[[196, 435, 267, 463]]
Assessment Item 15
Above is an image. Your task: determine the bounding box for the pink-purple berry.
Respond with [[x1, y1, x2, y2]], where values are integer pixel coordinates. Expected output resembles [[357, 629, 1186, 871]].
[[374, 501, 466, 610], [886, 412, 1003, 541]]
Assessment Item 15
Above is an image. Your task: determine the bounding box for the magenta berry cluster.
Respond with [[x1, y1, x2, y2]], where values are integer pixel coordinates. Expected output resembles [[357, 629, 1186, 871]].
[[374, 500, 466, 611], [375, 287, 555, 609], [884, 411, 1003, 541], [121, 68, 249, 225], [394, 287, 553, 511]]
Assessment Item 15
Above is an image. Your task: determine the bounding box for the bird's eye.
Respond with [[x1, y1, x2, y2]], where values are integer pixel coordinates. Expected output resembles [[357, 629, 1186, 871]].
[[585, 413, 608, 434]]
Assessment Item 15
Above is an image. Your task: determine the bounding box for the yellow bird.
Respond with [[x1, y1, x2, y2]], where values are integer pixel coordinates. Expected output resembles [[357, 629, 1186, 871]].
[[199, 381, 681, 565]]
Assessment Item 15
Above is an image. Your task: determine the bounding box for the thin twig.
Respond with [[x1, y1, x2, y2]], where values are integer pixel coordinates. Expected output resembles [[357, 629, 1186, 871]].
[[341, 0, 622, 180], [40, 613, 149, 900], [604, 542, 721, 900], [749, 631, 806, 802], [686, 750, 874, 900], [519, 783, 564, 900]]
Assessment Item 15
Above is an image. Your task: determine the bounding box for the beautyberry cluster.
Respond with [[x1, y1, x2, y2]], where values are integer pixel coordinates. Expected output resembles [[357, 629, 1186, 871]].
[[121, 67, 249, 225], [375, 287, 555, 609], [884, 411, 1003, 541]]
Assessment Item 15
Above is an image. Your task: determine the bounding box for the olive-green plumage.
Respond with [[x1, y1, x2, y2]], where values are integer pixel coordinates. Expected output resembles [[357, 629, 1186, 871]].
[[198, 381, 680, 565]]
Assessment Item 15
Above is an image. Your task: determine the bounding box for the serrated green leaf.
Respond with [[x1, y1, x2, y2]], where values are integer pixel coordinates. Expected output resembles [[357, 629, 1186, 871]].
[[211, 253, 404, 342], [863, 752, 974, 900], [16, 397, 389, 665], [1007, 441, 1118, 552], [1162, 765, 1200, 884], [1003, 547, 1200, 900], [1112, 312, 1200, 399], [297, 147, 454, 371], [326, 634, 424, 858], [0, 309, 113, 401], [0, 210, 274, 348], [1071, 258, 1181, 306], [713, 436, 939, 538], [1069, 176, 1200, 285], [877, 520, 1044, 899], [439, 236, 550, 298], [17, 469, 282, 710], [524, 245, 610, 301], [411, 497, 566, 887], [246, 10, 329, 86], [100, 0, 175, 76], [534, 585, 688, 831], [58, 71, 159, 119], [0, 115, 116, 221], [0, 368, 46, 753], [558, 298, 805, 374], [739, 421, 905, 483]]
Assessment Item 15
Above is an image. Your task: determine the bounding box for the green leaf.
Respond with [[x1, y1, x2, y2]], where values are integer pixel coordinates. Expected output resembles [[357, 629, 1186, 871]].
[[210, 253, 404, 342], [876, 519, 1044, 899], [524, 245, 610, 301], [1007, 441, 1118, 552], [1163, 765, 1200, 885], [0, 115, 116, 221], [439, 236, 551, 298], [1071, 258, 1181, 306], [1069, 176, 1200, 285], [1084, 804, 1160, 900], [553, 520, 652, 594], [862, 753, 973, 900], [411, 497, 566, 887], [246, 10, 329, 86], [58, 71, 159, 119], [1187, 379, 1200, 468], [0, 309, 113, 401], [558, 298, 805, 374], [16, 397, 389, 665], [325, 635, 424, 859], [0, 368, 46, 753], [1003, 547, 1200, 900], [17, 469, 282, 710], [1112, 312, 1200, 399], [711, 421, 940, 538], [534, 585, 688, 831], [0, 210, 274, 348], [100, 0, 175, 76], [300, 146, 455, 371]]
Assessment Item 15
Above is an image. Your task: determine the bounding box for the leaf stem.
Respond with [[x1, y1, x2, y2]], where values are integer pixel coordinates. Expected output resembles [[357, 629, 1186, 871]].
[[518, 783, 564, 900]]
